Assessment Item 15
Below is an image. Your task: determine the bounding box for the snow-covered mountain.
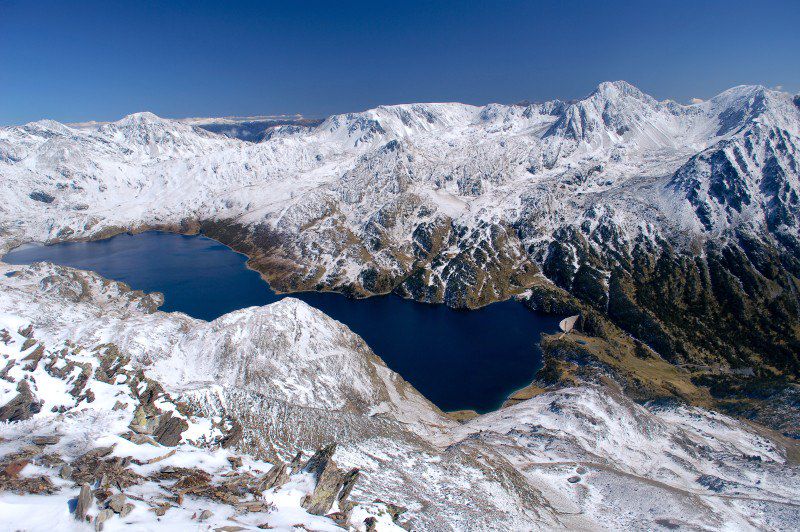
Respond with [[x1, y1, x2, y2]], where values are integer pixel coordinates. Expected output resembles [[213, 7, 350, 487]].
[[1, 262, 797, 530], [1, 81, 800, 529], [1, 82, 798, 370]]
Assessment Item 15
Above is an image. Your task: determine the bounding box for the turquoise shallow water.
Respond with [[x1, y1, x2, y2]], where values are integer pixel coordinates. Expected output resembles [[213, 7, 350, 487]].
[[4, 231, 560, 413]]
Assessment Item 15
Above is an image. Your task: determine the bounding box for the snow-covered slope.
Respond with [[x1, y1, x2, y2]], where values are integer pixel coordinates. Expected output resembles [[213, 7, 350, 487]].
[[0, 263, 797, 530]]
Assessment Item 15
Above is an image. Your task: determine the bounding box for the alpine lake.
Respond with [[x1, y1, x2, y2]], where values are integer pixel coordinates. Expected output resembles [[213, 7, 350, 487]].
[[4, 231, 560, 414]]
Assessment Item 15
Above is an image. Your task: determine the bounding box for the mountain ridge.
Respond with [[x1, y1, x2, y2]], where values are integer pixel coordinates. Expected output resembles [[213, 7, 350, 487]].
[[1, 80, 798, 438]]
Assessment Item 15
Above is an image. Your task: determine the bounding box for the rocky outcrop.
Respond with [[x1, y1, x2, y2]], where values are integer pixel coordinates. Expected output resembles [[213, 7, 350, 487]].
[[0, 380, 41, 422], [300, 444, 361, 516]]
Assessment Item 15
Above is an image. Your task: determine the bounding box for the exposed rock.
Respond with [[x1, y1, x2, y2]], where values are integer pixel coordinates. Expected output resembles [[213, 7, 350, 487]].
[[82, 446, 116, 459], [67, 363, 92, 398], [94, 508, 113, 531], [123, 431, 158, 446], [17, 324, 33, 338], [0, 458, 55, 494], [32, 435, 60, 446], [220, 420, 243, 449], [38, 453, 64, 469], [74, 483, 93, 521], [301, 444, 360, 516], [21, 344, 45, 370], [2, 459, 28, 477], [152, 411, 188, 446], [151, 502, 171, 516], [376, 500, 407, 523], [132, 449, 176, 465], [156, 466, 212, 482], [28, 191, 55, 203], [237, 500, 274, 513], [0, 359, 15, 381], [70, 448, 143, 488], [93, 344, 130, 383], [337, 468, 360, 508], [59, 464, 73, 480], [107, 493, 127, 513], [0, 380, 41, 422], [129, 405, 160, 435], [257, 462, 289, 492], [20, 338, 36, 352], [325, 511, 350, 526], [289, 451, 304, 474], [302, 444, 337, 481]]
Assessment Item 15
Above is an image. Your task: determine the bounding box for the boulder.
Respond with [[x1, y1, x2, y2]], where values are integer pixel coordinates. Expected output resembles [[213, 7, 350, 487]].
[[74, 483, 93, 521], [220, 420, 243, 449], [32, 435, 60, 446], [0, 380, 41, 422], [107, 493, 126, 513], [258, 462, 289, 492], [152, 412, 188, 446], [300, 444, 361, 516], [94, 508, 113, 531]]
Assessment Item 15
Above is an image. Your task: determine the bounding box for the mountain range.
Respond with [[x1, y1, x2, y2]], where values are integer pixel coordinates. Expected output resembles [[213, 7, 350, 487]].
[[1, 81, 799, 529]]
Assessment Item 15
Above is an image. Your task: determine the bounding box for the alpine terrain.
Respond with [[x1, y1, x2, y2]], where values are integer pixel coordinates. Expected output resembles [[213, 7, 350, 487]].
[[1, 81, 799, 530]]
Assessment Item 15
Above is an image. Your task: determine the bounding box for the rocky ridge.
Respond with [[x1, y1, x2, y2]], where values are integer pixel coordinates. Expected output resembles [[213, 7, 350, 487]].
[[0, 263, 798, 530]]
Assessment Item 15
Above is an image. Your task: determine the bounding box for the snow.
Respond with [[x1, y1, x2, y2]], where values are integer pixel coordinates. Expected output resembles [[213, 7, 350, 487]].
[[1, 82, 798, 291], [0, 262, 798, 529], [0, 81, 799, 530]]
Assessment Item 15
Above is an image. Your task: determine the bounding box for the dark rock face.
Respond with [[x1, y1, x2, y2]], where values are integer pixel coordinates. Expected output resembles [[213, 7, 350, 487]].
[[0, 380, 42, 422], [153, 412, 189, 447], [302, 444, 337, 482], [671, 125, 800, 232], [220, 420, 243, 449], [28, 191, 55, 203], [300, 444, 361, 516]]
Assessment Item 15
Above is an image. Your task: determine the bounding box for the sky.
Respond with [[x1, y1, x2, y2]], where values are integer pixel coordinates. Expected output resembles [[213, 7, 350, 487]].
[[1, 0, 798, 125]]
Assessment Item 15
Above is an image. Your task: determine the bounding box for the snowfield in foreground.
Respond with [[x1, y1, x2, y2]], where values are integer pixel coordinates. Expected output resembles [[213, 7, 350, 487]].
[[0, 262, 797, 530]]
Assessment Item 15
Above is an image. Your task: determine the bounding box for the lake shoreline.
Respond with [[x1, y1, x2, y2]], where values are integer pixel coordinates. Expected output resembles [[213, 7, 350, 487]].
[[3, 229, 561, 414]]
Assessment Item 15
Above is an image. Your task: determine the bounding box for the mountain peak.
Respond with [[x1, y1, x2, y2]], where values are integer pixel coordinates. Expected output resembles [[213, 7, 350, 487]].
[[21, 119, 74, 136], [116, 111, 167, 126], [592, 80, 649, 101]]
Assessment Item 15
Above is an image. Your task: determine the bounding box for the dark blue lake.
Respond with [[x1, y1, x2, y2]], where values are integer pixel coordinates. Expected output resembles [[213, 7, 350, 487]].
[[3, 231, 559, 413]]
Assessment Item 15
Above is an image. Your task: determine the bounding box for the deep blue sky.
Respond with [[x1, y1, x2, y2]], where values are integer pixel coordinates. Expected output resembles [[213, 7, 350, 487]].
[[1, 0, 798, 125]]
